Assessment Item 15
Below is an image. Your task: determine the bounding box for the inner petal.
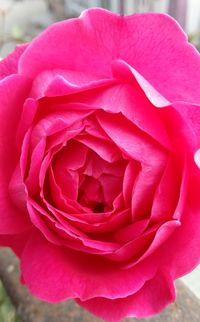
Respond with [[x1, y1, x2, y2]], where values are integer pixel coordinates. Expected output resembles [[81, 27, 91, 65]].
[[50, 137, 127, 213], [78, 176, 105, 213]]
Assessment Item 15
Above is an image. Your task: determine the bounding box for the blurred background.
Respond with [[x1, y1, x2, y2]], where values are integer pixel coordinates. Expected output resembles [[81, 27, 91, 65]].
[[1, 0, 200, 57], [0, 0, 200, 321]]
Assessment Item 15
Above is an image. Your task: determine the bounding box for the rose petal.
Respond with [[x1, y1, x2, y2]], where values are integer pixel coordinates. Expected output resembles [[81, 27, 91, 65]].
[[46, 123, 84, 152], [96, 111, 167, 164], [106, 220, 180, 263], [19, 9, 200, 104], [77, 271, 175, 321], [84, 114, 111, 141], [53, 141, 88, 172], [96, 111, 167, 220], [114, 220, 149, 243], [123, 160, 140, 205], [16, 98, 38, 148], [158, 162, 200, 279], [30, 109, 93, 150], [0, 75, 31, 233], [30, 68, 117, 99], [125, 220, 181, 268], [64, 83, 170, 150], [45, 74, 117, 98], [83, 151, 126, 179], [0, 44, 28, 80], [112, 59, 169, 107], [25, 138, 46, 195], [172, 101, 200, 147], [69, 209, 130, 234], [98, 174, 122, 207], [151, 156, 179, 222], [18, 9, 118, 78], [76, 134, 121, 163], [8, 164, 27, 212], [0, 230, 32, 257], [21, 230, 157, 301], [44, 164, 87, 214]]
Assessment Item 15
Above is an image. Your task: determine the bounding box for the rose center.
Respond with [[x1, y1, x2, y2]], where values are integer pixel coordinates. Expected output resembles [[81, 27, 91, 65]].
[[78, 175, 106, 213]]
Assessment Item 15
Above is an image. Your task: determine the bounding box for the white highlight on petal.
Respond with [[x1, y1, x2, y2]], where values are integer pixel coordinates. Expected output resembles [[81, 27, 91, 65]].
[[194, 149, 200, 168]]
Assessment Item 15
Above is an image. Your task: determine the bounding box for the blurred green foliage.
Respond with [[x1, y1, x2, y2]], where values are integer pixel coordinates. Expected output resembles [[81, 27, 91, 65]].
[[189, 32, 200, 52], [0, 280, 21, 322]]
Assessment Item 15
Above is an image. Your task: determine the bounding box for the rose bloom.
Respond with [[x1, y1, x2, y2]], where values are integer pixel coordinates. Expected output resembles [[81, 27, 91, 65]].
[[1, 8, 200, 322]]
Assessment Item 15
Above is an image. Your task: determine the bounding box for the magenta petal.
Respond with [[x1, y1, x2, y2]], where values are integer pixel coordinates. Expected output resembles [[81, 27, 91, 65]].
[[83, 152, 125, 179], [77, 271, 175, 322], [45, 165, 86, 214], [106, 220, 180, 263], [53, 141, 88, 171], [30, 68, 117, 99], [0, 44, 28, 80], [30, 109, 92, 150], [151, 156, 179, 222], [36, 210, 124, 256], [157, 163, 200, 279], [123, 160, 140, 205], [20, 129, 32, 178], [114, 220, 149, 243], [8, 164, 27, 212], [76, 135, 121, 162], [96, 112, 167, 219], [0, 75, 31, 233], [172, 101, 200, 147], [26, 200, 62, 246], [131, 161, 165, 220], [125, 220, 181, 268], [0, 230, 32, 257], [79, 176, 103, 206], [18, 9, 118, 78], [16, 98, 38, 147], [96, 111, 167, 164], [19, 9, 200, 103], [52, 141, 88, 200], [98, 174, 122, 206], [173, 159, 188, 221], [84, 115, 111, 141], [112, 59, 169, 107], [27, 199, 95, 249], [21, 231, 157, 301], [41, 148, 88, 216], [46, 163, 72, 212], [31, 69, 100, 98], [51, 164, 79, 201], [46, 124, 84, 152], [45, 74, 116, 98], [70, 209, 130, 234], [66, 82, 170, 149], [25, 138, 46, 195]]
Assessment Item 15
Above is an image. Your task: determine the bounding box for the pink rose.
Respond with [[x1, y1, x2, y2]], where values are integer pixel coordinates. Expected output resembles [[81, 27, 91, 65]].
[[1, 8, 200, 322]]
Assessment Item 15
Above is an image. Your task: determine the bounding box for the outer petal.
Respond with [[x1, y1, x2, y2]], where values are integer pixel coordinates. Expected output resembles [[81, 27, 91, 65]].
[[77, 271, 175, 322], [172, 101, 200, 147], [18, 9, 200, 103], [0, 75, 32, 234], [160, 163, 200, 279], [130, 157, 200, 289], [0, 44, 28, 80], [21, 231, 157, 302], [18, 9, 118, 78], [0, 230, 32, 257], [112, 59, 169, 107], [31, 69, 117, 99], [62, 83, 170, 149]]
